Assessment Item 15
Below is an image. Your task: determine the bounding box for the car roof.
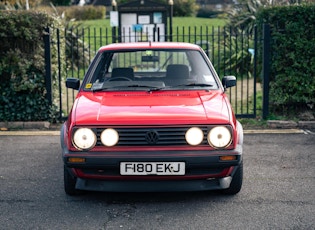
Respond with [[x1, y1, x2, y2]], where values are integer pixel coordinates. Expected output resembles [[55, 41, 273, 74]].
[[98, 42, 201, 52]]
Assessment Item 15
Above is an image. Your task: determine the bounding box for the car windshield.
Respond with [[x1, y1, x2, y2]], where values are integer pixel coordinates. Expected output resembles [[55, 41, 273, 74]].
[[87, 49, 219, 91]]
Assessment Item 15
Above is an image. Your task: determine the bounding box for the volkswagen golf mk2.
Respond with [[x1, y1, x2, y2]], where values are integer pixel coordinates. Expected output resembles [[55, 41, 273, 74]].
[[61, 42, 244, 195]]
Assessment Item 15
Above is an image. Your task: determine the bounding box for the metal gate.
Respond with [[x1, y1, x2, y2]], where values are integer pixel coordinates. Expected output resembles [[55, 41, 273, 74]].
[[47, 25, 260, 120]]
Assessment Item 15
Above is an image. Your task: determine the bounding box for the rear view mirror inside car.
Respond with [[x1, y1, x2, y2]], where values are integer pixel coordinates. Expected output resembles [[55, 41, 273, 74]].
[[142, 55, 159, 62]]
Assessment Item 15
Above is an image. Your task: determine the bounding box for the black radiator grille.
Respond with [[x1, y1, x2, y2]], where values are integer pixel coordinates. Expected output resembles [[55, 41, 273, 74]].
[[96, 126, 210, 146]]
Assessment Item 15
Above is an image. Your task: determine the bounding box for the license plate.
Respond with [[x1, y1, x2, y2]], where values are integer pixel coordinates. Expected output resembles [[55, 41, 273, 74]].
[[120, 162, 185, 175]]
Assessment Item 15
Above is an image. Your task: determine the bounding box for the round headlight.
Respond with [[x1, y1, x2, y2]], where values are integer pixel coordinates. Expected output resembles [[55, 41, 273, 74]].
[[101, 128, 119, 147], [73, 128, 96, 150], [185, 127, 204, 146], [207, 126, 232, 148]]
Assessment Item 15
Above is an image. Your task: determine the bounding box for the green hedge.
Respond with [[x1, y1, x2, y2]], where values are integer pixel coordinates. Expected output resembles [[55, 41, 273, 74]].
[[0, 11, 61, 122], [65, 6, 106, 21], [256, 4, 315, 115], [196, 8, 221, 18], [36, 5, 106, 21]]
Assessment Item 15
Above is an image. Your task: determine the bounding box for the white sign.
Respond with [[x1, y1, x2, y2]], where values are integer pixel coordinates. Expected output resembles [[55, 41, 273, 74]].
[[138, 15, 150, 24], [110, 11, 119, 27]]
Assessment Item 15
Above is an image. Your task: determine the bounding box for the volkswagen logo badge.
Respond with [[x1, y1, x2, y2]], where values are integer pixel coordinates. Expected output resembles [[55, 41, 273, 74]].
[[145, 130, 159, 145]]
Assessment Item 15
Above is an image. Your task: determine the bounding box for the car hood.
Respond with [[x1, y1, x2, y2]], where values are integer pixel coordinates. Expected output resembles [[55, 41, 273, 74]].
[[72, 91, 231, 125]]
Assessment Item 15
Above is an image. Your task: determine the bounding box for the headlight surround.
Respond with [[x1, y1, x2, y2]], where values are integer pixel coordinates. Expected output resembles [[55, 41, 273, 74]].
[[72, 128, 96, 150], [101, 128, 119, 147], [207, 126, 232, 149], [185, 127, 204, 146]]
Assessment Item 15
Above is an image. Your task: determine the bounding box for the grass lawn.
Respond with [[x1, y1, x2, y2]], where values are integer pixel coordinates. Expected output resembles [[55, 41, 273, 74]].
[[74, 17, 227, 28]]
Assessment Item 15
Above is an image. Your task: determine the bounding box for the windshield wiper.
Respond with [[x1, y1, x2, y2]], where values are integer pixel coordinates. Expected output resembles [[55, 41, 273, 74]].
[[92, 84, 165, 92], [147, 86, 165, 92], [126, 84, 152, 88], [172, 83, 214, 87], [125, 84, 165, 92], [92, 85, 123, 92]]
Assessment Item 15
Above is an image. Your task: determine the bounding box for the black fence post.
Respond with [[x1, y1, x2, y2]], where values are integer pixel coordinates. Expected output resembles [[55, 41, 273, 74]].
[[169, 1, 173, 41], [44, 27, 52, 106], [112, 3, 117, 43], [253, 25, 258, 118], [262, 24, 270, 119], [57, 28, 62, 120]]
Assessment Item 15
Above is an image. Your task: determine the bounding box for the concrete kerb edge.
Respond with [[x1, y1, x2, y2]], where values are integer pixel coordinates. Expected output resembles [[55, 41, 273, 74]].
[[0, 121, 60, 136], [0, 121, 51, 130], [0, 130, 60, 136], [267, 120, 315, 130]]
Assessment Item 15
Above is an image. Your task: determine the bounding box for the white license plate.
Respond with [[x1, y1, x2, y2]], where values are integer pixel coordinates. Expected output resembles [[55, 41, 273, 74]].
[[120, 162, 185, 175]]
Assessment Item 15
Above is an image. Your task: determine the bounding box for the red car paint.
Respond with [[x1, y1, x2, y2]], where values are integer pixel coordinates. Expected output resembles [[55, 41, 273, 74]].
[[61, 42, 243, 195]]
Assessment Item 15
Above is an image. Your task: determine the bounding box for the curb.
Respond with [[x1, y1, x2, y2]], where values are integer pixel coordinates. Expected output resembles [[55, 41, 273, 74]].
[[0, 121, 52, 130], [0, 130, 60, 136], [267, 120, 315, 129], [244, 129, 305, 134]]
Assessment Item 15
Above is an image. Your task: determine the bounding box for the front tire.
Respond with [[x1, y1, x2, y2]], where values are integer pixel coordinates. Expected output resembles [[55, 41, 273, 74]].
[[222, 162, 243, 195], [64, 166, 82, 196]]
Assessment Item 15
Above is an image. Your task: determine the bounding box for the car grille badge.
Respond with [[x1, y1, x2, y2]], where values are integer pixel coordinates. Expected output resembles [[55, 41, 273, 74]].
[[145, 130, 159, 145]]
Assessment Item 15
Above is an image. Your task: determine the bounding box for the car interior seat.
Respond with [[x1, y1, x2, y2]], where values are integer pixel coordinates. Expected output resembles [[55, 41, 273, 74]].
[[111, 67, 134, 80], [165, 64, 190, 86]]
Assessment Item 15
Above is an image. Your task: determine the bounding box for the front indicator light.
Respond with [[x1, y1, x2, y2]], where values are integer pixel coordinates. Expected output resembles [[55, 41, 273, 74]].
[[101, 128, 119, 146], [185, 127, 204, 146], [208, 126, 232, 148], [220, 156, 237, 161], [68, 157, 86, 163], [73, 128, 96, 150]]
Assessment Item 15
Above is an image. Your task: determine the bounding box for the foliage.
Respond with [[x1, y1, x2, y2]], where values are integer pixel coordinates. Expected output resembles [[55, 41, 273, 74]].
[[227, 0, 312, 34], [227, 1, 315, 118], [221, 30, 253, 78], [196, 8, 221, 19], [256, 4, 315, 115], [0, 11, 60, 121], [227, 0, 263, 34], [172, 0, 198, 17], [35, 5, 105, 20], [36, 5, 105, 76], [0, 0, 43, 9], [49, 0, 71, 6], [64, 5, 105, 20], [64, 23, 91, 76]]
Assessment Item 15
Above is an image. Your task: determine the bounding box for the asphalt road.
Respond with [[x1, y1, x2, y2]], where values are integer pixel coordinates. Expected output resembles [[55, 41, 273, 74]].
[[0, 131, 314, 230]]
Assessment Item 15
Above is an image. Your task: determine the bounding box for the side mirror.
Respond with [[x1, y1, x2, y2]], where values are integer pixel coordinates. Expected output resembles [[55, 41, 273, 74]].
[[66, 78, 80, 90], [222, 76, 236, 89]]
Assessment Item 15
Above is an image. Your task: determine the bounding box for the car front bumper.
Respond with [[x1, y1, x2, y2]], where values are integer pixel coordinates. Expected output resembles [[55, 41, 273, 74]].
[[74, 175, 236, 192], [63, 147, 242, 192]]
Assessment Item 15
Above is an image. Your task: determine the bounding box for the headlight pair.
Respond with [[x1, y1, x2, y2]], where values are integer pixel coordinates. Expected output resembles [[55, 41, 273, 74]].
[[185, 126, 232, 148], [73, 126, 232, 150], [72, 128, 119, 150]]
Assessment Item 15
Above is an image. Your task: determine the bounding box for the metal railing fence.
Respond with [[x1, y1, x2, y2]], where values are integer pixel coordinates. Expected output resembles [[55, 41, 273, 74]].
[[47, 25, 259, 120]]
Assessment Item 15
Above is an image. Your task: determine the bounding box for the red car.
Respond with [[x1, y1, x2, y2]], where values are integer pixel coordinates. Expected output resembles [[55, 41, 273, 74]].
[[61, 42, 243, 195]]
